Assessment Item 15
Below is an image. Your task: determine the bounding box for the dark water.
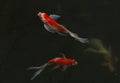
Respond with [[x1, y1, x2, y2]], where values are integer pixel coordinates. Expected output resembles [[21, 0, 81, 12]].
[[0, 0, 120, 83]]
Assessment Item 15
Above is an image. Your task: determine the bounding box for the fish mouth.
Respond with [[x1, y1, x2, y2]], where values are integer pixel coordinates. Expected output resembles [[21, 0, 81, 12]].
[[37, 12, 42, 16]]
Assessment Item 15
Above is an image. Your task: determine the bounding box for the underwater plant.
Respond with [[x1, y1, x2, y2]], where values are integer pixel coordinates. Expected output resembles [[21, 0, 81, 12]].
[[84, 38, 118, 73]]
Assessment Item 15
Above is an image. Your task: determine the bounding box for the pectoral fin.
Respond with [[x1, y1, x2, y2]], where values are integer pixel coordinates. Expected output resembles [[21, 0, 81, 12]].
[[61, 66, 68, 71], [51, 65, 60, 71], [44, 24, 55, 33]]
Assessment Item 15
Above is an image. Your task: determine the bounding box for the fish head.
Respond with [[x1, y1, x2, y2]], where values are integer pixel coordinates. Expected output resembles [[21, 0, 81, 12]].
[[72, 59, 78, 66], [37, 12, 46, 21], [74, 61, 78, 65]]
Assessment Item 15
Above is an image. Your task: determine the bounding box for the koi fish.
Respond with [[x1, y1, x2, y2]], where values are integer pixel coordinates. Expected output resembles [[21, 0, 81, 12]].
[[84, 39, 118, 73], [27, 54, 77, 80], [37, 12, 88, 43]]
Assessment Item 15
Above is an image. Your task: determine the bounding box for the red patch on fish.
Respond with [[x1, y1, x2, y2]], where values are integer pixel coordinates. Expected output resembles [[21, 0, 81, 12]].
[[48, 58, 77, 66]]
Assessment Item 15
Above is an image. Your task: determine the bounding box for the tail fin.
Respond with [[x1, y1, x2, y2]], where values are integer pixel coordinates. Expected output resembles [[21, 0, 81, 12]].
[[27, 63, 48, 80], [68, 31, 89, 43]]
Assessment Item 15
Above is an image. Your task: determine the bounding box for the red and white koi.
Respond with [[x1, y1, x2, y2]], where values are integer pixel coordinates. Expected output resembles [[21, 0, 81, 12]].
[[37, 12, 88, 43], [27, 54, 77, 80]]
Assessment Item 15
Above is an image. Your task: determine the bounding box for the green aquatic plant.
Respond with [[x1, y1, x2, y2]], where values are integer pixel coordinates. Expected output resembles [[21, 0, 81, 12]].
[[85, 38, 118, 73]]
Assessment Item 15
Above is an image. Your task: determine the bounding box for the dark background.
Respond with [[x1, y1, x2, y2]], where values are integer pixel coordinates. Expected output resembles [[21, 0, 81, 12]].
[[0, 0, 120, 83]]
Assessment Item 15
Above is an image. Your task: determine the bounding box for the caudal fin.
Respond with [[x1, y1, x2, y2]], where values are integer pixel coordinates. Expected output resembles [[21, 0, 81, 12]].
[[68, 31, 89, 43], [27, 63, 48, 80]]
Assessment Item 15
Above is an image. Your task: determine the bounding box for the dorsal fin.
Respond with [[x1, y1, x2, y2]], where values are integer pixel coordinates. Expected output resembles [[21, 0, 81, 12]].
[[50, 14, 60, 20], [60, 53, 66, 58]]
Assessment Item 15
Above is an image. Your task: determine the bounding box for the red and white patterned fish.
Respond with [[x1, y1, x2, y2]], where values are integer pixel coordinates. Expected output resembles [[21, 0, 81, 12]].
[[38, 12, 88, 43], [27, 54, 77, 80]]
